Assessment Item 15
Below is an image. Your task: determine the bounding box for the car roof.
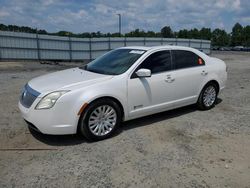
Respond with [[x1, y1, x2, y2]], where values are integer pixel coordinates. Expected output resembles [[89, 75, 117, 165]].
[[119, 45, 209, 60], [119, 45, 197, 51], [119, 46, 152, 51]]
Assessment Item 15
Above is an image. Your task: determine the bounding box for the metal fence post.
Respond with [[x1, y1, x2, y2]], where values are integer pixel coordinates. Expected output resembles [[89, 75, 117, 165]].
[[200, 39, 203, 51], [89, 38, 92, 60], [144, 37, 146, 46], [124, 37, 127, 46], [0, 35, 1, 61], [189, 39, 191, 47], [161, 37, 163, 45], [36, 33, 41, 61], [209, 41, 211, 54], [175, 37, 177, 45], [108, 37, 111, 50], [68, 36, 72, 62]]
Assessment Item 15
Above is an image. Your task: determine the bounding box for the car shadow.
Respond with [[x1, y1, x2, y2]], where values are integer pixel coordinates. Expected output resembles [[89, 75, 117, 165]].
[[29, 128, 87, 146], [29, 98, 223, 146], [216, 97, 222, 105], [118, 104, 197, 134], [115, 97, 222, 137]]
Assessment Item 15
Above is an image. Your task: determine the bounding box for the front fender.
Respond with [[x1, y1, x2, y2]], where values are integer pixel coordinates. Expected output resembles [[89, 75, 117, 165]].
[[65, 83, 128, 120]]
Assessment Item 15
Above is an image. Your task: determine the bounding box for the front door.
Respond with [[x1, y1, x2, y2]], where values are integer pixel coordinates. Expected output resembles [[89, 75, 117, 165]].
[[127, 50, 176, 119]]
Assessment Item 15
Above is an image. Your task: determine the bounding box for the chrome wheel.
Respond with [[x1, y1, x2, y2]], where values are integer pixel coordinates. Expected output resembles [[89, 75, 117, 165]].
[[203, 86, 216, 107], [88, 105, 117, 136]]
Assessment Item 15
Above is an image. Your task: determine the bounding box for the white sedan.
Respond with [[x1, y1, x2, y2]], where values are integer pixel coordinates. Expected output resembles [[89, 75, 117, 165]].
[[19, 46, 227, 140]]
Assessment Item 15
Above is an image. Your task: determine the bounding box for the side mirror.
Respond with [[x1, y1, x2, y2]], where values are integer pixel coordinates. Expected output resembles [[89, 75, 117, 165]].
[[136, 68, 151, 77]]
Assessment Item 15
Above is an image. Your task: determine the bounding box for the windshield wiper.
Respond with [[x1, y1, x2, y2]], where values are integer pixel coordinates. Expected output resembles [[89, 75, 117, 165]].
[[80, 65, 116, 75]]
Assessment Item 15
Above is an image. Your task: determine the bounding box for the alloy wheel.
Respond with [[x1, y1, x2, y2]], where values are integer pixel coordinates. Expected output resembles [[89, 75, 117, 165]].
[[203, 85, 216, 107], [88, 105, 117, 136]]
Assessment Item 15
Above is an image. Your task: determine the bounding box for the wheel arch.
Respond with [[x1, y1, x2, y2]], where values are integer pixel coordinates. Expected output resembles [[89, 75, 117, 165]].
[[204, 80, 220, 93], [197, 79, 220, 110], [78, 96, 125, 121], [198, 79, 220, 99]]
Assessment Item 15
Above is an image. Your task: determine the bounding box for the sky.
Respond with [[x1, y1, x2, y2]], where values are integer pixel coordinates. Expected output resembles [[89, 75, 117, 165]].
[[0, 0, 249, 33]]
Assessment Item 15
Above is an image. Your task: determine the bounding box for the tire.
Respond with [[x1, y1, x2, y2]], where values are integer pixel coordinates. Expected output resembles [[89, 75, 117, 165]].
[[197, 82, 218, 110], [78, 98, 122, 141]]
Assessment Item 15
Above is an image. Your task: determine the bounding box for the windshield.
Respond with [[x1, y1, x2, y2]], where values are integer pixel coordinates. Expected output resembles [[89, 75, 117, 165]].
[[84, 49, 145, 75]]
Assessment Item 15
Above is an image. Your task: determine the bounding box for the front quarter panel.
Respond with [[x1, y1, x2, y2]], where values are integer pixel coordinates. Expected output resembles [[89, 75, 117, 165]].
[[64, 75, 128, 124], [19, 75, 128, 135]]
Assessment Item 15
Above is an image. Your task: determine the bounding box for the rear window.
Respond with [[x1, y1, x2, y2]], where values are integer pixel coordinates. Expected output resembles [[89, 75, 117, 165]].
[[172, 50, 205, 69]]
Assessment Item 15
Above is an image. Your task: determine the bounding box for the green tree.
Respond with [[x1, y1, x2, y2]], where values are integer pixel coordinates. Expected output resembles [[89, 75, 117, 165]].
[[242, 26, 250, 47], [200, 28, 211, 40], [55, 31, 73, 36], [78, 32, 91, 38], [178, 29, 189, 38], [0, 24, 7, 30], [110, 32, 121, 37], [1, 22, 250, 45], [125, 29, 146, 37], [189, 28, 200, 39], [212, 28, 230, 46], [145, 31, 156, 37], [231, 23, 243, 46], [37, 29, 47, 34], [161, 26, 173, 38]]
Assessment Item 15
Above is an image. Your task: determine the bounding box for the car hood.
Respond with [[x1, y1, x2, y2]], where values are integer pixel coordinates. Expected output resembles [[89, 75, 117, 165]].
[[28, 67, 113, 94]]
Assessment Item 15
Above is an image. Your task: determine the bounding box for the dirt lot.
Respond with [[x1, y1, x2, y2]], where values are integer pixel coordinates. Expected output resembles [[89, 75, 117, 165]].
[[0, 51, 250, 188]]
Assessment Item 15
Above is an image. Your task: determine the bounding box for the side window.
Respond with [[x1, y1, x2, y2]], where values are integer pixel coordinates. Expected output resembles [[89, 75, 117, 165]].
[[137, 50, 172, 74], [172, 50, 205, 70]]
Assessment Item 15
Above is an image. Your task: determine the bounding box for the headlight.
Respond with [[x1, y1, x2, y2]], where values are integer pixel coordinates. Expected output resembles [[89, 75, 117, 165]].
[[35, 91, 69, 109]]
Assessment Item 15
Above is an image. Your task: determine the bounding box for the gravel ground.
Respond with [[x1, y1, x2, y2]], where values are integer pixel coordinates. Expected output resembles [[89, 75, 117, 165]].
[[0, 51, 250, 188]]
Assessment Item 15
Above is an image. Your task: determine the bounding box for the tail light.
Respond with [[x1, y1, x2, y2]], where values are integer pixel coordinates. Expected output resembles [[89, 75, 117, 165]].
[[198, 58, 204, 65]]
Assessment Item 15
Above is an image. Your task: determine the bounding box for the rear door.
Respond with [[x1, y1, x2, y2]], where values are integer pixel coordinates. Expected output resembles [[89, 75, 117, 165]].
[[170, 50, 208, 107]]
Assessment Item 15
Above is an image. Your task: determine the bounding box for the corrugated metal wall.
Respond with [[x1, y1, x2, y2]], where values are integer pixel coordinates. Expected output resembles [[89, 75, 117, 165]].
[[0, 31, 211, 61]]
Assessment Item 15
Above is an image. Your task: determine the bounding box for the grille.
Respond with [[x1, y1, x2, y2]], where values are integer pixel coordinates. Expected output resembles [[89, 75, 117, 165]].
[[20, 84, 40, 108]]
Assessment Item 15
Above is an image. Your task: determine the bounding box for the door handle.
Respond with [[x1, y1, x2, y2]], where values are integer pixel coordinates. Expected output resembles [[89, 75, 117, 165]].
[[165, 75, 175, 83], [201, 70, 208, 76]]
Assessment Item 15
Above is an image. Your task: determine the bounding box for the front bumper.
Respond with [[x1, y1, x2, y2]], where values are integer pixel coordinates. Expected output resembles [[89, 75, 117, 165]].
[[18, 100, 79, 135]]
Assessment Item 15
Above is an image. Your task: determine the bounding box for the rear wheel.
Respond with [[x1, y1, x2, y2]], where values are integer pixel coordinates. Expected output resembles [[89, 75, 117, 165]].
[[78, 99, 122, 141], [197, 83, 218, 110]]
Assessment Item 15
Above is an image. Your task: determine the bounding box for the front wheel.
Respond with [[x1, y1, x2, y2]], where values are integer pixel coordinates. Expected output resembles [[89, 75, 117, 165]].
[[78, 99, 122, 141], [197, 83, 218, 110]]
